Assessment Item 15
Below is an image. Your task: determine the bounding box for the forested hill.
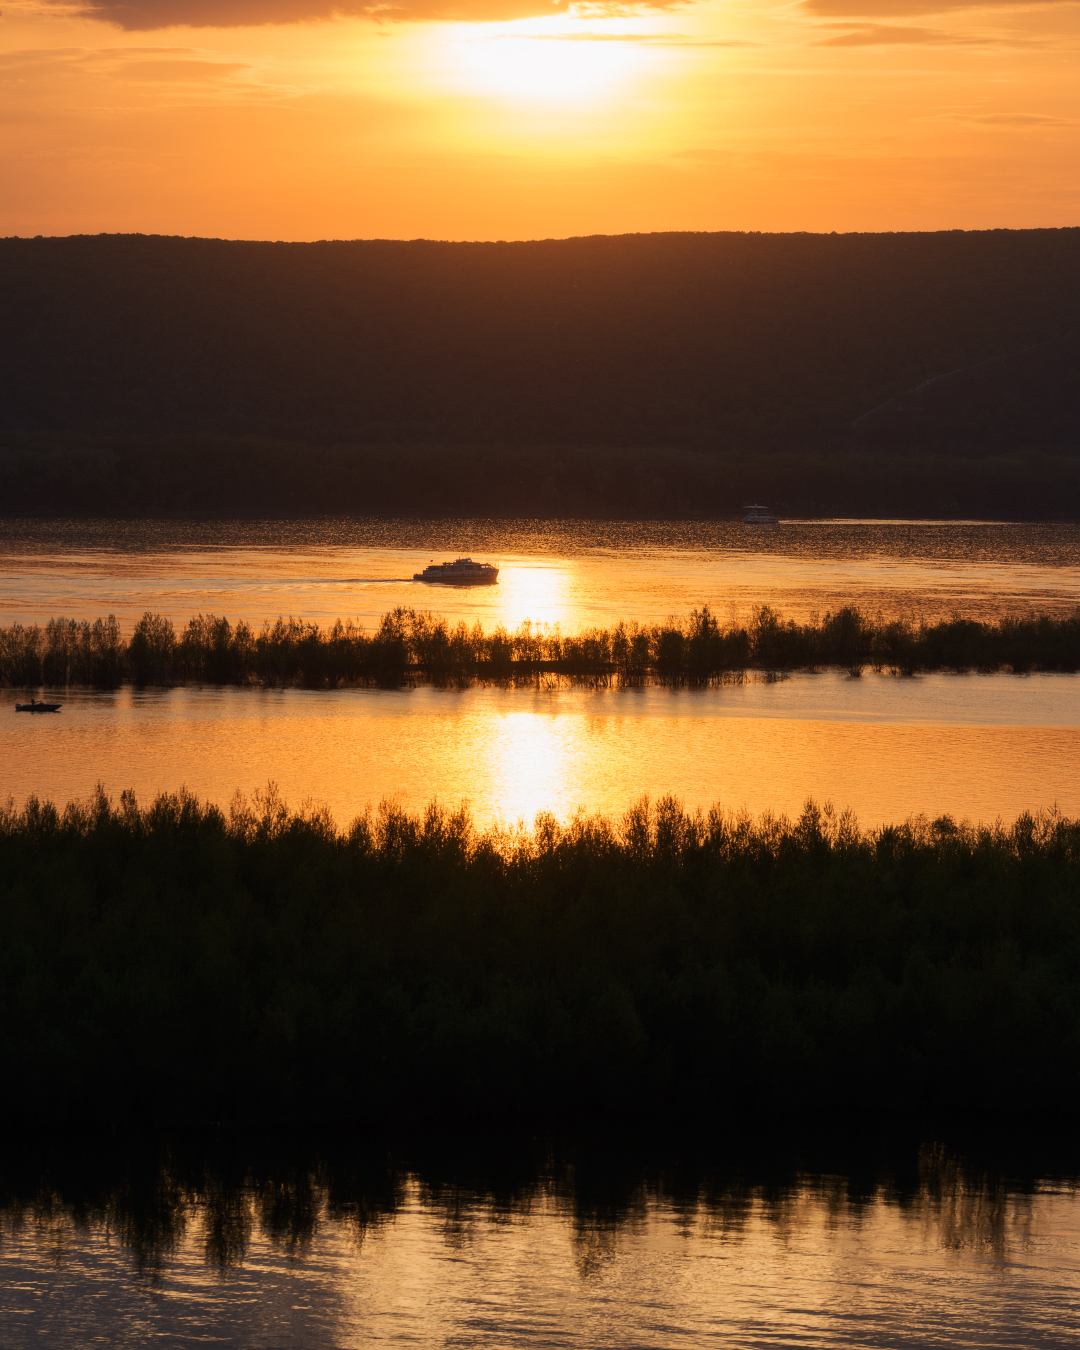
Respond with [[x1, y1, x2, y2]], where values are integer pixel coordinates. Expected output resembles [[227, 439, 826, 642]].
[[2, 229, 1080, 451]]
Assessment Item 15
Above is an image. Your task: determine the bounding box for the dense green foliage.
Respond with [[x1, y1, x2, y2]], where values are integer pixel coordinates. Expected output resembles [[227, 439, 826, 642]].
[[2, 230, 1078, 456], [3, 603, 1079, 688], [4, 437, 1080, 519], [2, 788, 1079, 1125]]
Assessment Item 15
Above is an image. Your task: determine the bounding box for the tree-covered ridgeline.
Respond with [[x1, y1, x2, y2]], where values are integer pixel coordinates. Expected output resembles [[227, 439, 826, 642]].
[[3, 604, 1080, 688], [3, 787, 1080, 1125], [5, 232, 1080, 521], [3, 231, 1079, 453]]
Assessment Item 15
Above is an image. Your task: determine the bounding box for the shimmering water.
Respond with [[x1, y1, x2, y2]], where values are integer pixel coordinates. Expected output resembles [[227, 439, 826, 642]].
[[1, 1132, 1077, 1348], [3, 518, 1080, 630], [4, 521, 1080, 1341], [4, 676, 1080, 827], [3, 518, 1080, 826]]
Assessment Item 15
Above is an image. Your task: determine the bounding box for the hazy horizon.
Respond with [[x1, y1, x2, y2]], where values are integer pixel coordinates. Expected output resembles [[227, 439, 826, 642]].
[[3, 1, 1079, 241]]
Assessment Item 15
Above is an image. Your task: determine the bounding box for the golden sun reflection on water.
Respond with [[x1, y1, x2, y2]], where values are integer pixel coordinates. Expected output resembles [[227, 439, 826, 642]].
[[483, 558, 572, 633], [5, 521, 1080, 635], [5, 679, 1080, 831], [5, 525, 1080, 830], [3, 1162, 1079, 1346], [476, 707, 594, 827]]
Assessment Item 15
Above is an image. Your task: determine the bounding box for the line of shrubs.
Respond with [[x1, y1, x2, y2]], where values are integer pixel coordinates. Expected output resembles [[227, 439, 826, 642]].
[[2, 604, 1080, 689], [3, 786, 1080, 1125]]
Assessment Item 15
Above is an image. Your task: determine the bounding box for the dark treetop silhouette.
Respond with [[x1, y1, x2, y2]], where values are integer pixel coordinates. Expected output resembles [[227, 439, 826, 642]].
[[3, 786, 1079, 1126]]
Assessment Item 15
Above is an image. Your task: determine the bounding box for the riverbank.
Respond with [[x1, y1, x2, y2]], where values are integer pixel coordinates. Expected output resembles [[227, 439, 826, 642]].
[[5, 438, 1080, 521]]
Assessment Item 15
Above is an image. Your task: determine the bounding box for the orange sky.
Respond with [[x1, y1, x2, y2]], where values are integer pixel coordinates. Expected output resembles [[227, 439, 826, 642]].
[[2, 0, 1078, 238]]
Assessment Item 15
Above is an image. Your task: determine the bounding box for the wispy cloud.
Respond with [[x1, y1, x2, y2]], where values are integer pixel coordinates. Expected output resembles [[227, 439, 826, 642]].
[[804, 0, 1073, 15], [968, 111, 1073, 123], [44, 0, 687, 31], [121, 55, 249, 77], [931, 109, 1076, 124], [817, 21, 965, 42], [513, 31, 757, 43], [0, 42, 256, 89]]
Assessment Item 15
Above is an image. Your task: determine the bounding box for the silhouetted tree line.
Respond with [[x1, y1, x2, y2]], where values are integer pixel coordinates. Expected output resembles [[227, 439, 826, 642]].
[[1, 616, 126, 687], [2, 787, 1079, 1125], [1, 230, 1079, 454], [4, 437, 1080, 519], [3, 604, 1080, 689]]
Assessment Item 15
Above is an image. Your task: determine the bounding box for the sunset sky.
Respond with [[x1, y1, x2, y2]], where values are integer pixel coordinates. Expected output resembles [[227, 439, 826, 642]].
[[2, 0, 1078, 239]]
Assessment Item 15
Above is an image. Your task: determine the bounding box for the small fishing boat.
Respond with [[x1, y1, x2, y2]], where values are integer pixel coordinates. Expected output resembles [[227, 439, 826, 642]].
[[741, 504, 779, 525], [15, 699, 62, 712], [414, 557, 499, 586]]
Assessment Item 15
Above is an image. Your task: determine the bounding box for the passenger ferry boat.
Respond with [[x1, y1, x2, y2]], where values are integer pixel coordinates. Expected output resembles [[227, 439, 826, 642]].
[[413, 557, 499, 586], [741, 504, 779, 525]]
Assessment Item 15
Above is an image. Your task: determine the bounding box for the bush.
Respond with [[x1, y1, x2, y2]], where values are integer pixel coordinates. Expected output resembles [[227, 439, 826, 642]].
[[2, 787, 1079, 1126]]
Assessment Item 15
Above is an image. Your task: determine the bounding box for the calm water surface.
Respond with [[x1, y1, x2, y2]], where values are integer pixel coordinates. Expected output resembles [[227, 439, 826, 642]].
[[4, 524, 1080, 1343], [4, 518, 1080, 629], [4, 674, 1080, 826], [4, 518, 1080, 825], [1, 1132, 1078, 1347]]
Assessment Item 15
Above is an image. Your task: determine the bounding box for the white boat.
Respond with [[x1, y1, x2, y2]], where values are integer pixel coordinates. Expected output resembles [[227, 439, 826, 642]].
[[741, 504, 779, 525], [413, 557, 499, 586]]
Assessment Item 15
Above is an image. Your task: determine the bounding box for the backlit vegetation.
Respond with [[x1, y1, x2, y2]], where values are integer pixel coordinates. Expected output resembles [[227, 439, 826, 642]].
[[2, 604, 1080, 688], [2, 787, 1079, 1124]]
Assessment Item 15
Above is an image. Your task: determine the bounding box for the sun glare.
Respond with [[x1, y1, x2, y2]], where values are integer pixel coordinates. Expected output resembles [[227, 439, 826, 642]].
[[445, 21, 655, 104]]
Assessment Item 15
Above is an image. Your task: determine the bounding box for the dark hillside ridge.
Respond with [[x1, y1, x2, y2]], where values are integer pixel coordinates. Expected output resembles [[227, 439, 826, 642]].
[[2, 229, 1080, 451], [855, 332, 1080, 452]]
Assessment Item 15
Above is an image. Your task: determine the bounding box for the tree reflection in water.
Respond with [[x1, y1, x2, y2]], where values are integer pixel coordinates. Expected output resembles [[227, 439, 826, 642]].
[[0, 1125, 1073, 1279]]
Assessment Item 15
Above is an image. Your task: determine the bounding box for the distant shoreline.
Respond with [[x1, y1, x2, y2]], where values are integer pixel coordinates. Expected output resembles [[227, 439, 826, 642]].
[[3, 436, 1080, 522]]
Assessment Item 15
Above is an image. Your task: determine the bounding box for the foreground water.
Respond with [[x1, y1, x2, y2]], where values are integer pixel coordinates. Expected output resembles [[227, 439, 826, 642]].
[[2, 1131, 1078, 1348]]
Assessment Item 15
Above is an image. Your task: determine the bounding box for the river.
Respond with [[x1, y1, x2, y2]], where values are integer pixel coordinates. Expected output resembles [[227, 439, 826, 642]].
[[1, 1129, 1077, 1348], [3, 518, 1080, 631], [3, 518, 1079, 826], [4, 517, 1080, 1345]]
